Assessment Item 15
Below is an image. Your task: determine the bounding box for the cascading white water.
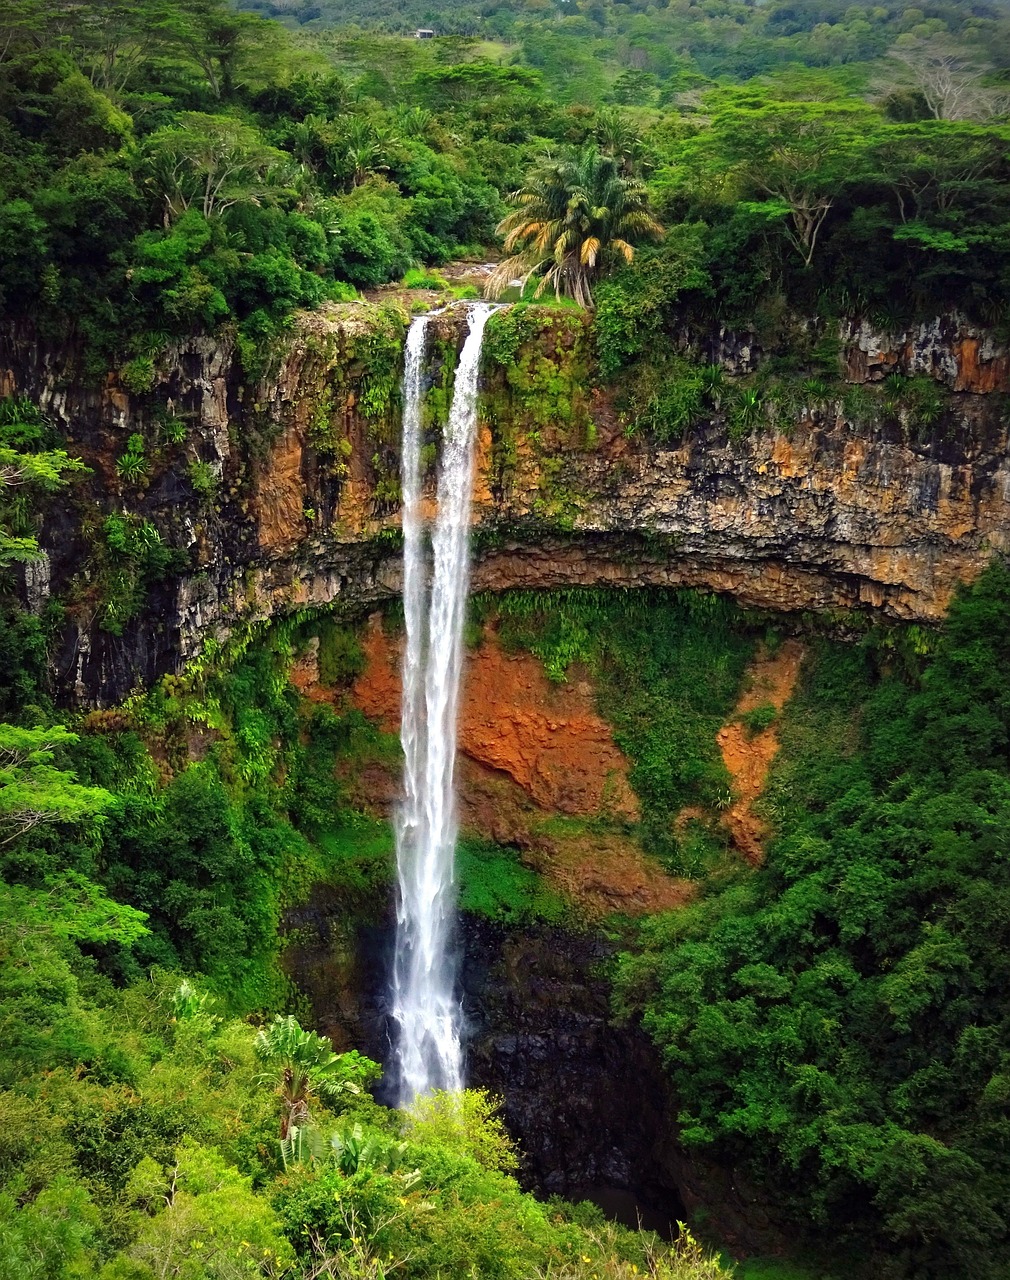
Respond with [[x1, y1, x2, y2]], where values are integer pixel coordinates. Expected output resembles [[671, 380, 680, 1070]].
[[392, 303, 496, 1106]]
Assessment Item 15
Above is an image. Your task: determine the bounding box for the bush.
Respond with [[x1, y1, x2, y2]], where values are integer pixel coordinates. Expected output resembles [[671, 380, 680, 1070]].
[[406, 1089, 519, 1174], [592, 227, 709, 380], [740, 703, 776, 737], [402, 266, 448, 290]]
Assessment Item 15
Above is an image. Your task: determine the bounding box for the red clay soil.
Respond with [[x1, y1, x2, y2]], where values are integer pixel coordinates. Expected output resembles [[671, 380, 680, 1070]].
[[716, 639, 805, 865], [350, 616, 639, 819], [346, 615, 692, 916]]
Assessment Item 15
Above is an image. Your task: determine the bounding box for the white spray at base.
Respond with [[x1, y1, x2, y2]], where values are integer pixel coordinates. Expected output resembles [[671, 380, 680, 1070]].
[[392, 303, 497, 1106]]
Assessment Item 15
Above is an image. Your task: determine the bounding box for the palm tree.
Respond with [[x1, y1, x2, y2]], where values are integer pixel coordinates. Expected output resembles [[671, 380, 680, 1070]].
[[594, 107, 649, 177], [486, 144, 663, 308]]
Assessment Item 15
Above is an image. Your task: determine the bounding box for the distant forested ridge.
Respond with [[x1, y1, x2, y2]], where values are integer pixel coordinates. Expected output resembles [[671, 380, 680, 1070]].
[[237, 0, 1009, 87], [3, 0, 1010, 384]]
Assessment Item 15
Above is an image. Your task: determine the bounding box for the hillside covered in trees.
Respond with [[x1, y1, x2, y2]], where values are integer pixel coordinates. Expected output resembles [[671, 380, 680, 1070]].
[[4, 1, 1010, 1278], [3, 0, 1010, 372]]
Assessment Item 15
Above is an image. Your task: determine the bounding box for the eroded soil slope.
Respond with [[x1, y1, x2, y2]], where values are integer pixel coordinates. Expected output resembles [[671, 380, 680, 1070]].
[[342, 615, 687, 917], [351, 616, 639, 819], [716, 639, 805, 864]]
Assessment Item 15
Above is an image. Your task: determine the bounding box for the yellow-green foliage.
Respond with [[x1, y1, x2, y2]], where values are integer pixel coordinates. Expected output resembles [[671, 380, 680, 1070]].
[[405, 1088, 520, 1174], [274, 1086, 733, 1280], [0, 931, 733, 1280], [102, 1140, 297, 1278]]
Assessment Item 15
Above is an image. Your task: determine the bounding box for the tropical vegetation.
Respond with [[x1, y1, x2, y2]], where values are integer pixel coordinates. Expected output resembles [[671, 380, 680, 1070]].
[[612, 565, 1010, 1279], [487, 145, 663, 306], [4, 1, 1010, 1278], [3, 0, 1010, 370]]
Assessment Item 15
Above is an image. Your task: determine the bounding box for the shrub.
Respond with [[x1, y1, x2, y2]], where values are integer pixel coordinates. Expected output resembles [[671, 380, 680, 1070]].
[[115, 434, 148, 484], [118, 357, 156, 395], [740, 703, 777, 737], [406, 1089, 519, 1173], [402, 266, 448, 290]]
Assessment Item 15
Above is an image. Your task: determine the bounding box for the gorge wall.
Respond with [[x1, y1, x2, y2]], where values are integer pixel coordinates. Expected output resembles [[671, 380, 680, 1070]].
[[284, 900, 784, 1254], [2, 303, 1009, 705]]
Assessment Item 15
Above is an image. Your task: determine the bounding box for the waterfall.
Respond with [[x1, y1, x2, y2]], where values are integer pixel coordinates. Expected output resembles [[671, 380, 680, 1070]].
[[392, 303, 496, 1106]]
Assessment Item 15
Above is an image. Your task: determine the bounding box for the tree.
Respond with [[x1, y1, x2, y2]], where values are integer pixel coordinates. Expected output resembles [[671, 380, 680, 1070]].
[[1, 1, 263, 100], [870, 120, 1008, 222], [140, 112, 287, 226], [699, 95, 877, 267], [406, 1089, 519, 1173], [119, 1141, 296, 1278], [612, 68, 657, 106], [332, 118, 396, 190], [409, 62, 543, 109], [69, 0, 164, 95], [594, 106, 649, 177], [253, 1015, 379, 1138], [0, 399, 86, 566], [0, 0, 77, 67], [0, 725, 113, 847], [888, 38, 1009, 123], [487, 144, 663, 307], [150, 0, 268, 101]]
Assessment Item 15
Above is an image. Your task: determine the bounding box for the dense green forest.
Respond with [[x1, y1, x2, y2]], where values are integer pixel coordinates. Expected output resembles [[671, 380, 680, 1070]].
[[487, 574, 1010, 1279], [5, 0, 1010, 1277], [4, 0, 1010, 377]]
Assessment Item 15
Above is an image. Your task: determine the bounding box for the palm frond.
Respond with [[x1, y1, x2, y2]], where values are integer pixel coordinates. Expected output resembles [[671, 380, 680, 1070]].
[[491, 141, 663, 306], [580, 236, 601, 266]]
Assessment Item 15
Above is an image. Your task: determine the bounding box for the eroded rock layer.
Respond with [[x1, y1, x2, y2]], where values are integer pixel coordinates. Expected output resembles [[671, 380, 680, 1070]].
[[2, 305, 1008, 704]]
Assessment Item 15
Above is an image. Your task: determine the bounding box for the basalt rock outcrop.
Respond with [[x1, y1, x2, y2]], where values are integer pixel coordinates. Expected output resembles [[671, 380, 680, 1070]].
[[2, 305, 1009, 705], [285, 901, 689, 1214], [285, 899, 790, 1254]]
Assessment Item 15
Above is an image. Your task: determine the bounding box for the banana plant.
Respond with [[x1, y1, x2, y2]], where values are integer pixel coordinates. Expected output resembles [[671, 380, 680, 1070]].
[[253, 1015, 379, 1138]]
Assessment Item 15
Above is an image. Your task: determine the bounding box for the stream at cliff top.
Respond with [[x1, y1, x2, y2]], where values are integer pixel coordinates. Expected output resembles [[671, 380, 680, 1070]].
[[391, 303, 496, 1105]]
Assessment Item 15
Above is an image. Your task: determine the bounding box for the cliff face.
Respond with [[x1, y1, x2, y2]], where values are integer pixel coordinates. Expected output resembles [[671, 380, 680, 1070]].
[[285, 900, 790, 1254], [2, 305, 1008, 704]]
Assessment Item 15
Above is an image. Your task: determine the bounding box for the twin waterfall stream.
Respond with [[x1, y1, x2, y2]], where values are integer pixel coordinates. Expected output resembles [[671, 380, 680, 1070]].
[[391, 304, 496, 1106]]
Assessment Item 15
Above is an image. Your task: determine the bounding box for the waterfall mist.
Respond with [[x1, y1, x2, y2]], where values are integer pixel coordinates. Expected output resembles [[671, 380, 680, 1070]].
[[392, 303, 496, 1106]]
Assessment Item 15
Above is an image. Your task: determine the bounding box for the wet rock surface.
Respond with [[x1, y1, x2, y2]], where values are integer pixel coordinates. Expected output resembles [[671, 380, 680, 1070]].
[[460, 918, 684, 1214], [4, 306, 1009, 705], [287, 899, 685, 1216], [285, 896, 791, 1252]]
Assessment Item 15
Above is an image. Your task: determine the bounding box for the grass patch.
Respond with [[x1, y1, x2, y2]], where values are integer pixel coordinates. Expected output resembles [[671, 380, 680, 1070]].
[[533, 814, 624, 840], [403, 266, 449, 290], [314, 817, 395, 895], [740, 702, 777, 737], [457, 836, 568, 925]]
